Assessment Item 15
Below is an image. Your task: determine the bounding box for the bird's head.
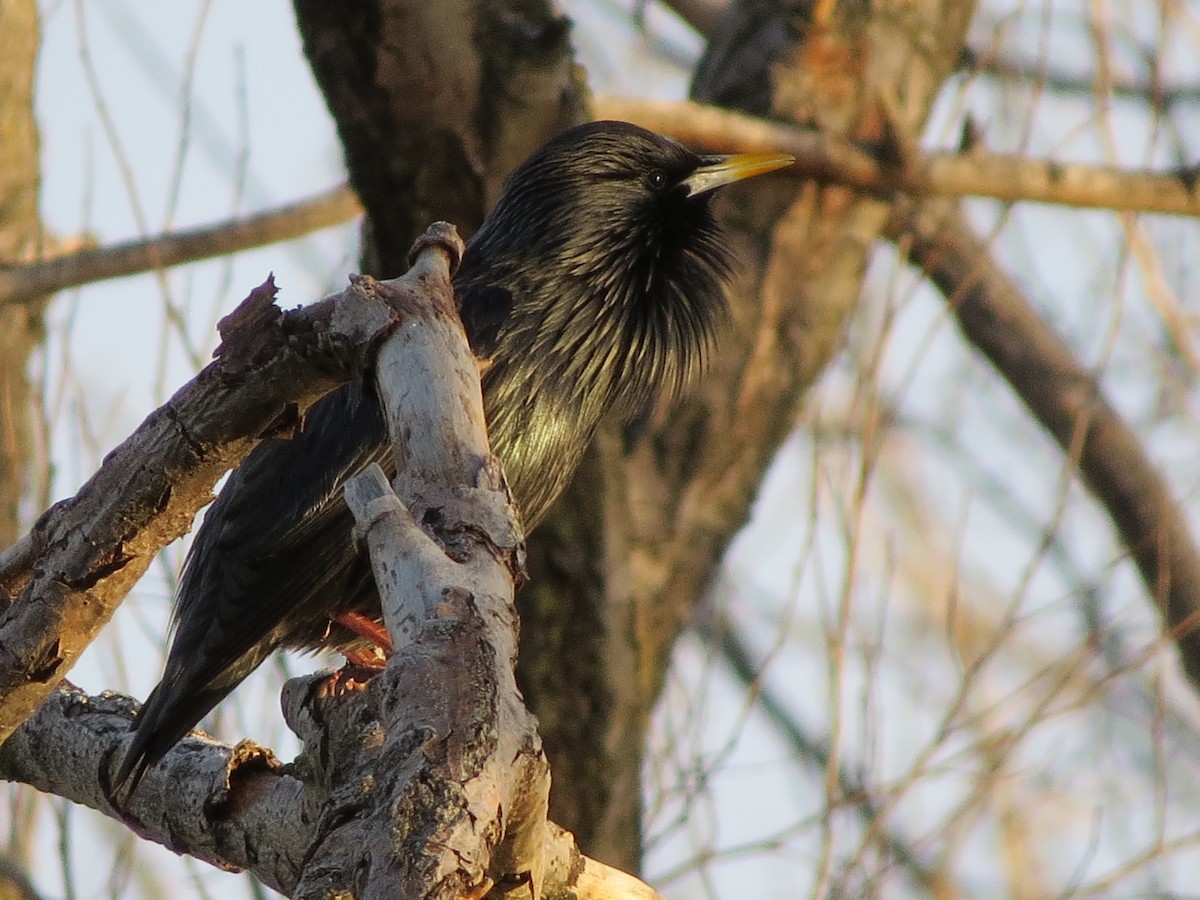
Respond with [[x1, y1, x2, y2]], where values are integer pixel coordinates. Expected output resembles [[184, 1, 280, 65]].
[[459, 120, 793, 410]]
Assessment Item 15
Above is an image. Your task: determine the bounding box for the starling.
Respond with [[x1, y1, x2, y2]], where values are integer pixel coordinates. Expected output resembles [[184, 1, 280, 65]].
[[117, 120, 792, 790]]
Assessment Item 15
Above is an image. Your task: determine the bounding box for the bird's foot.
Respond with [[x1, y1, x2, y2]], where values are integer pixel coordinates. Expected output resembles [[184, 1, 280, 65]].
[[316, 665, 381, 699], [341, 645, 388, 668]]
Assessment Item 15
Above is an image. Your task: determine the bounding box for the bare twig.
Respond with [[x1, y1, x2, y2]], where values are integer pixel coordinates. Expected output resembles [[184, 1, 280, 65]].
[[887, 196, 1200, 689], [963, 47, 1200, 110], [0, 185, 361, 307], [7, 95, 1198, 318], [694, 607, 952, 895]]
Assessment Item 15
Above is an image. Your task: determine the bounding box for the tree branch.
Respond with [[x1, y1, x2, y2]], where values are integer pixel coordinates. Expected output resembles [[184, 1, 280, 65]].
[[595, 96, 1200, 219], [887, 196, 1200, 688], [0, 223, 663, 898], [0, 682, 660, 899], [0, 185, 361, 307], [0, 683, 308, 895], [288, 223, 545, 897], [962, 46, 1200, 111], [4, 95, 1196, 317], [0, 268, 397, 743], [694, 606, 951, 894]]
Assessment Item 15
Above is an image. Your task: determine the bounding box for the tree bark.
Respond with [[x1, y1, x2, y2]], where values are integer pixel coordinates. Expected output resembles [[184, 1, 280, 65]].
[[0, 231, 665, 899], [0, 276, 398, 743], [292, 0, 586, 277]]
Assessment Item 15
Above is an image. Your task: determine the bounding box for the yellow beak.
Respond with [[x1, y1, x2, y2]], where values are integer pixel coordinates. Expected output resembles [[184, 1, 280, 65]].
[[682, 152, 795, 196]]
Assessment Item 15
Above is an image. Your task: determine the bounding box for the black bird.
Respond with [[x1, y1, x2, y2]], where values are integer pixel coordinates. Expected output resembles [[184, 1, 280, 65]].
[[117, 121, 792, 791]]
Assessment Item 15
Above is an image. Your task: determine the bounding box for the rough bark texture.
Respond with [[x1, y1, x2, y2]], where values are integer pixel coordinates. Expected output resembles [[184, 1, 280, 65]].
[[288, 231, 547, 898], [290, 0, 613, 863], [292, 0, 977, 873], [0, 4, 43, 896], [0, 236, 664, 897], [2, 679, 664, 898], [292, 0, 587, 276]]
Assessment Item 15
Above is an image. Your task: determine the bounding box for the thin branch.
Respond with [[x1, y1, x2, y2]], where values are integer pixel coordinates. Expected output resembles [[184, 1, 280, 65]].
[[693, 607, 951, 895], [0, 185, 361, 307], [595, 96, 1200, 219], [887, 195, 1200, 690], [657, 0, 725, 37], [963, 47, 1200, 110]]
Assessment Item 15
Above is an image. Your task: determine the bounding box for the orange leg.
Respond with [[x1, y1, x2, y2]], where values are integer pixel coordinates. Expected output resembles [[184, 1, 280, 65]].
[[333, 611, 393, 665]]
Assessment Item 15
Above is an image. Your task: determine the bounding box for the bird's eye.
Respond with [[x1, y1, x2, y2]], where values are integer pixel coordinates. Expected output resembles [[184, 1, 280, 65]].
[[647, 169, 668, 190]]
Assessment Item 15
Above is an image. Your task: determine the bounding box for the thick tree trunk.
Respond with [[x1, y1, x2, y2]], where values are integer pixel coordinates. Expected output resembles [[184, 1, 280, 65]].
[[292, 0, 586, 276]]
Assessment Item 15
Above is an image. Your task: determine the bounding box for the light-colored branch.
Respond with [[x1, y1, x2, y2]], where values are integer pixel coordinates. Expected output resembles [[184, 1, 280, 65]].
[[596, 96, 1200, 219], [0, 270, 397, 744], [0, 683, 308, 895], [0, 223, 660, 898], [290, 222, 546, 897], [293, 221, 552, 896], [888, 195, 1200, 689], [0, 185, 361, 307], [0, 681, 654, 899], [542, 822, 666, 900]]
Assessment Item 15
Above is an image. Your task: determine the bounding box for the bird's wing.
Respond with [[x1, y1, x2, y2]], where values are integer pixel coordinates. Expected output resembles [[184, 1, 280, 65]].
[[119, 383, 392, 789], [458, 277, 515, 359], [170, 381, 392, 669]]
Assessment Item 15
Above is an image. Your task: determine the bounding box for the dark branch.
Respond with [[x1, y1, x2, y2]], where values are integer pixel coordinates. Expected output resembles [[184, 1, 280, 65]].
[[888, 196, 1200, 690], [694, 606, 949, 893]]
